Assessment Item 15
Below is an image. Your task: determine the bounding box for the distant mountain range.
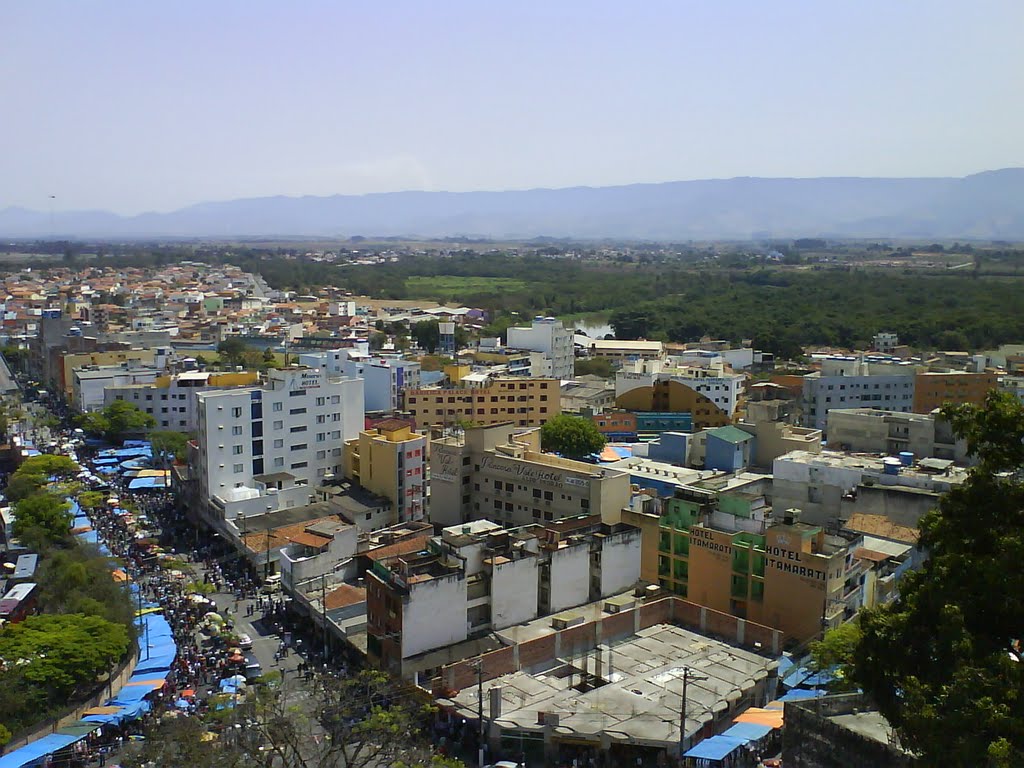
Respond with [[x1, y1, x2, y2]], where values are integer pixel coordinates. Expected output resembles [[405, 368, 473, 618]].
[[3, 169, 1024, 241]]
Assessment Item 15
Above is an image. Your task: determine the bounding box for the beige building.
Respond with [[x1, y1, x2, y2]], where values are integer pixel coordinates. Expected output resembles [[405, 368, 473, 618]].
[[429, 423, 631, 529], [343, 420, 428, 524], [59, 348, 157, 395], [403, 378, 559, 429], [826, 407, 968, 463]]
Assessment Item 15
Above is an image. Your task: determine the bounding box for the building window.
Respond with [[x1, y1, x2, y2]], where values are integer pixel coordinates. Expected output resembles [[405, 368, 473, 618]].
[[273, 420, 284, 430], [232, 425, 243, 436], [291, 443, 308, 451], [290, 461, 308, 469], [273, 439, 284, 449], [231, 407, 242, 417], [232, 445, 243, 455], [273, 402, 283, 412], [232, 463, 244, 473]]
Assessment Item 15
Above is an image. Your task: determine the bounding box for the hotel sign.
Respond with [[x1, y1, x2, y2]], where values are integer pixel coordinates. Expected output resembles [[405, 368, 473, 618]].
[[766, 545, 826, 583], [433, 450, 459, 483], [299, 371, 321, 389], [480, 455, 580, 490]]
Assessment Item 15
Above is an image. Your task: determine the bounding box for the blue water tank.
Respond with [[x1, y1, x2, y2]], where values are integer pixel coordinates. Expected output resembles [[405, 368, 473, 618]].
[[898, 451, 914, 466], [883, 457, 902, 475]]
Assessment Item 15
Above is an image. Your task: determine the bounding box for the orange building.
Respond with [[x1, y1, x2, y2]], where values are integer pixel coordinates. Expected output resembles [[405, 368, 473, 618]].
[[912, 371, 998, 413]]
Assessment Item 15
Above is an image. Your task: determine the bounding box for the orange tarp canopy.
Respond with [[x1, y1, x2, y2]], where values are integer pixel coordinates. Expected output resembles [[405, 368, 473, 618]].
[[735, 708, 784, 728], [112, 569, 128, 582]]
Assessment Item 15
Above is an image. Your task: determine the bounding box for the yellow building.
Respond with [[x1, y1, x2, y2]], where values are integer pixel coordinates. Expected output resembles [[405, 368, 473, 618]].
[[59, 349, 157, 395], [343, 420, 428, 524], [404, 378, 560, 429], [627, 487, 863, 643]]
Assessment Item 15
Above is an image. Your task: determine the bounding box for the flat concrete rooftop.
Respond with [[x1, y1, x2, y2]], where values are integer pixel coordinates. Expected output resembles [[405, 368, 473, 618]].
[[441, 623, 776, 749]]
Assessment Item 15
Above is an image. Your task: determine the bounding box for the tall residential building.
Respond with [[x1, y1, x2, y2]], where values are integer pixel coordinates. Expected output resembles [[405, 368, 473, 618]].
[[343, 420, 428, 524], [911, 371, 998, 414], [403, 376, 559, 429], [802, 356, 917, 431], [506, 317, 574, 380], [104, 370, 259, 432], [366, 516, 641, 676], [429, 422, 631, 529], [194, 367, 363, 521]]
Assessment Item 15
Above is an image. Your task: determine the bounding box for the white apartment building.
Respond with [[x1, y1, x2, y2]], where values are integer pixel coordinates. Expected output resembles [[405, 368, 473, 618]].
[[72, 364, 161, 412], [616, 358, 745, 418], [360, 358, 421, 412], [367, 517, 641, 674], [506, 317, 574, 380], [803, 356, 917, 432], [195, 367, 364, 522], [299, 349, 420, 413]]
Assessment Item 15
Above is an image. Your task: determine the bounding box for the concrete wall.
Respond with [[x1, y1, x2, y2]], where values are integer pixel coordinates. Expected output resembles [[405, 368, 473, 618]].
[[548, 544, 590, 613], [782, 694, 912, 768], [403, 572, 468, 658], [492, 556, 539, 629], [599, 530, 641, 597]]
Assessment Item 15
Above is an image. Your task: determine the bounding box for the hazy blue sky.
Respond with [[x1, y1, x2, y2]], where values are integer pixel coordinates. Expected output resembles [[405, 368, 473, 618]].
[[3, 1, 1022, 214]]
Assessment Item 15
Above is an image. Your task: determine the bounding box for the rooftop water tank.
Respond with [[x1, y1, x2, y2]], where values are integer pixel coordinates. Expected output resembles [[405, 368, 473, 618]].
[[883, 457, 902, 475], [898, 451, 914, 467]]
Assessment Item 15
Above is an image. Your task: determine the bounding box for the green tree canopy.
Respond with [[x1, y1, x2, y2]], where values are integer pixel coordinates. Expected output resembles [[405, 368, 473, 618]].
[[855, 391, 1024, 766], [0, 614, 130, 701], [4, 472, 47, 504], [808, 621, 861, 692], [540, 413, 606, 459], [79, 400, 155, 443], [16, 454, 80, 480], [150, 430, 190, 463], [412, 319, 441, 353], [573, 356, 615, 379], [12, 492, 72, 549], [217, 337, 249, 366]]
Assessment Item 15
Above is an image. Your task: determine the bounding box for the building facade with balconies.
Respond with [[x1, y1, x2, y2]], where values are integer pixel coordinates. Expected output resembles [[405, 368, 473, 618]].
[[365, 516, 641, 677]]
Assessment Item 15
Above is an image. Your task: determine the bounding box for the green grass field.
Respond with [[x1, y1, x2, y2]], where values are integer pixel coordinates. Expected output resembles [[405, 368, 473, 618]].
[[405, 275, 531, 300]]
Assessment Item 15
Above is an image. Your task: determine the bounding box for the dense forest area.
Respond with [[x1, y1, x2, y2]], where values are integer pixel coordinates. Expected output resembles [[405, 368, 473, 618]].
[[12, 246, 1024, 355]]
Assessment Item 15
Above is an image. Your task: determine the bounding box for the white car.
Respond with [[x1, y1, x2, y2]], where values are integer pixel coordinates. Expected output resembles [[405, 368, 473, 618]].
[[236, 633, 254, 650]]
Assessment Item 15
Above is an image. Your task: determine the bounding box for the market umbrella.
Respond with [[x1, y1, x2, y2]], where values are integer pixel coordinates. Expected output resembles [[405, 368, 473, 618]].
[[205, 612, 224, 624], [175, 698, 191, 709]]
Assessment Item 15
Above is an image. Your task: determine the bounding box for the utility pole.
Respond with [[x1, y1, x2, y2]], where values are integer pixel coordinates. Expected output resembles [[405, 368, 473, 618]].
[[264, 528, 271, 580], [679, 666, 708, 758], [321, 572, 329, 660], [476, 659, 485, 768]]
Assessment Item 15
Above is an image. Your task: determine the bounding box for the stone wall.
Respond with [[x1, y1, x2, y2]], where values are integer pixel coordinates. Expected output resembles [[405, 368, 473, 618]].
[[782, 694, 913, 768]]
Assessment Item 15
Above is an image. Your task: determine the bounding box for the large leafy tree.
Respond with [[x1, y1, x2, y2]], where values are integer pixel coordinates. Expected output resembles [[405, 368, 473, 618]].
[[79, 400, 155, 443], [0, 614, 130, 702], [150, 430, 190, 464], [540, 413, 606, 459], [12, 492, 73, 549], [122, 670, 463, 768], [855, 391, 1024, 766]]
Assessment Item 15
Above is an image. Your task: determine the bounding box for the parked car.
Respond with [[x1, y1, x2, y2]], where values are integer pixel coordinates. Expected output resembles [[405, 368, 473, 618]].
[[236, 632, 253, 650]]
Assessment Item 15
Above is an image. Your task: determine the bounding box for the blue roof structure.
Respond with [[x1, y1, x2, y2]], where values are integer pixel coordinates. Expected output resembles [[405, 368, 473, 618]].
[[683, 735, 746, 761], [722, 722, 773, 742]]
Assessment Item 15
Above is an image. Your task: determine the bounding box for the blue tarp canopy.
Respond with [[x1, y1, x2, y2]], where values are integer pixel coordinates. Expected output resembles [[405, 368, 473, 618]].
[[128, 476, 167, 490], [779, 688, 827, 701], [91, 458, 120, 465], [0, 731, 86, 767], [123, 440, 150, 448], [722, 722, 773, 743], [683, 735, 746, 761]]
